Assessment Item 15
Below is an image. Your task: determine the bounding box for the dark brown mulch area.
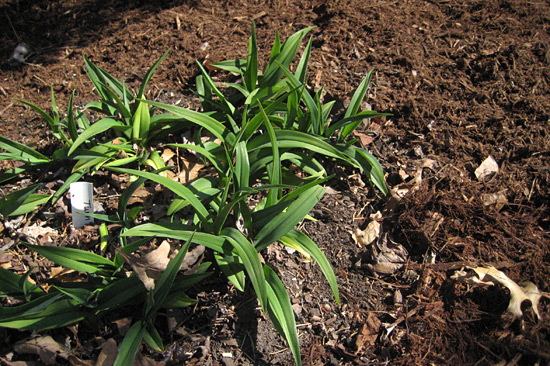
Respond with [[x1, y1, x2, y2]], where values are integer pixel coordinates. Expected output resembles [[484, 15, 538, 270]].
[[1, 0, 549, 365]]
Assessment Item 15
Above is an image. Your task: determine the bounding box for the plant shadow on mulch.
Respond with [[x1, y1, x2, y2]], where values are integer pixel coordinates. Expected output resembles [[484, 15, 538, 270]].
[[1, 0, 550, 365]]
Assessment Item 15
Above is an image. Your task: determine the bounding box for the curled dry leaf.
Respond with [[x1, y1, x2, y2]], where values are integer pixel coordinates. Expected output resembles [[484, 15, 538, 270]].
[[19, 223, 58, 245], [13, 336, 68, 365], [481, 189, 508, 211], [366, 233, 408, 275], [474, 156, 498, 181], [451, 265, 546, 319], [96, 338, 118, 366], [352, 211, 383, 247], [118, 241, 205, 290]]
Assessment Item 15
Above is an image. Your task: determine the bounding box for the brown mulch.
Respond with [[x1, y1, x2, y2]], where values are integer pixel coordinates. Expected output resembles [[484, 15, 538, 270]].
[[0, 0, 549, 365]]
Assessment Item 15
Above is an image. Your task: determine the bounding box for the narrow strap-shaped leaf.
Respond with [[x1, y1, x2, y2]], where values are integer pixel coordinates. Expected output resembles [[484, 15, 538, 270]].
[[137, 50, 170, 100], [0, 267, 43, 298], [50, 170, 87, 205], [234, 141, 250, 191], [325, 110, 391, 138], [339, 146, 388, 195], [196, 61, 236, 115], [261, 27, 315, 89], [9, 193, 51, 216], [132, 100, 151, 141], [114, 321, 146, 366], [248, 130, 352, 163], [340, 69, 375, 141], [221, 227, 267, 310], [68, 118, 125, 156], [108, 167, 212, 229], [84, 55, 132, 101], [279, 230, 340, 305], [260, 105, 281, 205], [13, 98, 55, 131], [0, 135, 50, 163], [168, 143, 225, 174], [122, 223, 225, 253], [67, 90, 78, 142], [0, 184, 41, 217], [24, 243, 115, 274], [146, 235, 193, 318], [244, 21, 258, 92], [215, 253, 246, 292], [295, 36, 313, 84], [264, 265, 302, 366], [144, 100, 235, 146], [254, 185, 324, 251], [208, 59, 248, 74], [276, 60, 320, 133]]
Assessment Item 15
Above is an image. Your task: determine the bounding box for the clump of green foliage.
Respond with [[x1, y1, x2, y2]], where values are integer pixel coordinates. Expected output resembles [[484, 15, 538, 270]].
[[0, 23, 388, 366]]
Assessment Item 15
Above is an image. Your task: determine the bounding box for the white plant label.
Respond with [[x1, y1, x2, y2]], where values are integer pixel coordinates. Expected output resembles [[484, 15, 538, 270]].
[[70, 182, 94, 228]]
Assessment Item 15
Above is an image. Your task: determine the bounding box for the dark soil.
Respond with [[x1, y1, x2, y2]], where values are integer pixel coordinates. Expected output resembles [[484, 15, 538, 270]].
[[1, 0, 549, 365]]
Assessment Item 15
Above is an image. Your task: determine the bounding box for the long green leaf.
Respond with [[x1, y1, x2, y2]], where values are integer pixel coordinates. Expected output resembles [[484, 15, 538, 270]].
[[279, 230, 339, 305], [114, 321, 146, 366], [264, 265, 301, 366], [340, 146, 388, 195], [254, 185, 324, 251], [0, 136, 50, 164], [144, 100, 235, 146], [137, 50, 170, 100], [68, 118, 125, 156], [122, 223, 225, 253], [215, 254, 246, 292], [108, 167, 212, 228], [260, 27, 315, 88], [25, 244, 115, 274], [340, 69, 374, 140], [221, 228, 267, 310], [146, 236, 193, 318], [245, 21, 258, 92], [0, 184, 41, 217]]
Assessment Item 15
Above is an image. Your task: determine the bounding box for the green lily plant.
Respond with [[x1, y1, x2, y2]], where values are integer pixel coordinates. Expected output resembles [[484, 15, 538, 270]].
[[202, 22, 390, 195]]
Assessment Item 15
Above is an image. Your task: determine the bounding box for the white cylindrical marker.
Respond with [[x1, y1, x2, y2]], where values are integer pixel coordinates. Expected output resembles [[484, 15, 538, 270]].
[[70, 182, 94, 228]]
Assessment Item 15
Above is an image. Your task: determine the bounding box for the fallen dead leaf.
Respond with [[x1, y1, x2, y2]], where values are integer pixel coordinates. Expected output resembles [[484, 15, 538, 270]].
[[68, 354, 95, 366], [355, 312, 381, 354], [161, 148, 176, 163], [13, 336, 68, 365], [474, 156, 498, 181], [352, 211, 382, 247], [19, 223, 58, 245], [118, 241, 205, 290], [126, 186, 155, 206], [451, 265, 547, 319], [177, 157, 205, 184], [365, 233, 409, 275], [481, 189, 508, 211], [96, 338, 118, 366]]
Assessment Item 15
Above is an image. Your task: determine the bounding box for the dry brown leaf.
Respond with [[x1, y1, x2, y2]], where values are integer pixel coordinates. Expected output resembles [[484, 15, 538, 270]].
[[352, 211, 382, 247], [481, 189, 508, 211], [365, 233, 409, 275], [68, 354, 95, 366], [177, 157, 205, 184], [451, 265, 546, 319], [474, 156, 498, 181], [161, 148, 176, 163], [118, 241, 205, 290], [13, 336, 68, 365], [19, 223, 58, 245], [126, 186, 155, 206], [355, 312, 381, 354], [96, 338, 118, 366]]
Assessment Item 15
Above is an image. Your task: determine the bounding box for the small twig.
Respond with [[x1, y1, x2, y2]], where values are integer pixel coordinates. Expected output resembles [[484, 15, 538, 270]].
[[0, 102, 14, 116]]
